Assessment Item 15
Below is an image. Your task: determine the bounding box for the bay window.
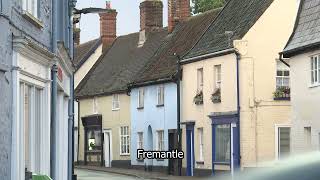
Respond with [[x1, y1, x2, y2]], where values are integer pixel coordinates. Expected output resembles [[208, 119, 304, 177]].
[[197, 68, 203, 92], [112, 94, 120, 110], [157, 85, 164, 106], [138, 88, 144, 108]]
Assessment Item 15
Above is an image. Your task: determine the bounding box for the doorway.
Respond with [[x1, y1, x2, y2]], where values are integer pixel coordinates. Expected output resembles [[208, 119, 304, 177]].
[[168, 129, 178, 175], [147, 125, 153, 171], [104, 130, 112, 167]]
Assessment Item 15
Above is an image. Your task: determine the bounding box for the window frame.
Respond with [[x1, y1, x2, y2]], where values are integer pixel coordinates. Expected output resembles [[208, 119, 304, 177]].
[[275, 124, 291, 160], [214, 65, 222, 90], [112, 94, 120, 111], [120, 126, 130, 155], [276, 61, 290, 89], [22, 0, 39, 19], [20, 82, 44, 173], [198, 128, 204, 162], [311, 55, 320, 86], [157, 85, 164, 106], [157, 130, 165, 151], [197, 68, 204, 92], [137, 132, 143, 149], [138, 88, 144, 109]]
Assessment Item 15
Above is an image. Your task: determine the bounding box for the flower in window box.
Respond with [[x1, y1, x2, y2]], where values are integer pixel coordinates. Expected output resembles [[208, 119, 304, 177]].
[[273, 87, 290, 99], [211, 88, 221, 103], [194, 91, 203, 105]]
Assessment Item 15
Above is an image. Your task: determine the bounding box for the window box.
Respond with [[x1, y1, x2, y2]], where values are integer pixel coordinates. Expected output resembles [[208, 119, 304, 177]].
[[273, 87, 290, 101], [194, 91, 203, 105], [211, 88, 221, 103], [22, 11, 43, 29]]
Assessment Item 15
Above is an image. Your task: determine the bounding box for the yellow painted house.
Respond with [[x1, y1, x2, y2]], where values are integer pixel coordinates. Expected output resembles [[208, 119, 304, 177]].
[[179, 0, 299, 176], [75, 1, 168, 168]]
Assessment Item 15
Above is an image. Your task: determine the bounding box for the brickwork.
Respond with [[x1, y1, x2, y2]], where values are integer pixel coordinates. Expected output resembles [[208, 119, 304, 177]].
[[168, 0, 190, 32], [99, 10, 117, 51], [140, 0, 163, 32]]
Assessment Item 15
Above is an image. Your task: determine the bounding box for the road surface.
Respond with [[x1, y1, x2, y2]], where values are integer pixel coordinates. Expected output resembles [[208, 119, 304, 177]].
[[75, 169, 140, 180]]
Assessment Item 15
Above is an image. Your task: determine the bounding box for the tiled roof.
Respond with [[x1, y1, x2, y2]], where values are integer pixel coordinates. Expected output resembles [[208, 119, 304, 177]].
[[75, 29, 168, 99], [283, 0, 320, 57], [132, 8, 221, 85], [73, 38, 101, 71], [183, 0, 274, 60]]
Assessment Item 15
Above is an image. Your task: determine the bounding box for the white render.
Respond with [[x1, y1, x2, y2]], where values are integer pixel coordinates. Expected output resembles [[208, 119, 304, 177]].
[[289, 49, 320, 154]]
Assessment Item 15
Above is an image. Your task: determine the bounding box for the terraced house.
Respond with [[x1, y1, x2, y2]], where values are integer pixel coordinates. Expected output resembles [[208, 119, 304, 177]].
[[75, 1, 167, 168], [0, 0, 76, 179], [129, 0, 221, 175], [282, 0, 320, 154], [179, 0, 299, 176]]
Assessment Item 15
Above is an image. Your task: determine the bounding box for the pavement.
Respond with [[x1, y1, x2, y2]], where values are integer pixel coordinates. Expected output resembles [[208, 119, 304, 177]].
[[75, 166, 216, 180], [75, 169, 140, 180]]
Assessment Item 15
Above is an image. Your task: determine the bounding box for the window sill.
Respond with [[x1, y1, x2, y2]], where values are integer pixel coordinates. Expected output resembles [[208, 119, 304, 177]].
[[120, 153, 130, 156], [137, 107, 144, 110], [196, 161, 204, 165], [156, 159, 164, 161], [156, 104, 164, 107], [274, 97, 290, 101], [112, 108, 120, 111], [309, 84, 320, 88], [213, 162, 230, 165], [22, 11, 43, 29]]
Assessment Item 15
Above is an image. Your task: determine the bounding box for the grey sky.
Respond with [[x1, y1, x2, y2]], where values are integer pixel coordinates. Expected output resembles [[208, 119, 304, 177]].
[[76, 0, 169, 43]]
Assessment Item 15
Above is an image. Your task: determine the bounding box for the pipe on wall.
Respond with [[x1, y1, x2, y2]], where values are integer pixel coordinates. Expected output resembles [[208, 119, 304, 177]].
[[50, 64, 58, 179], [175, 53, 182, 176], [235, 52, 241, 169]]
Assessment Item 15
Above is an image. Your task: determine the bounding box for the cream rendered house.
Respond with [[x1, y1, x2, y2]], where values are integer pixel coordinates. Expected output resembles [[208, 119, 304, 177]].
[[282, 0, 320, 154], [75, 1, 168, 168], [179, 0, 298, 176], [73, 38, 103, 162]]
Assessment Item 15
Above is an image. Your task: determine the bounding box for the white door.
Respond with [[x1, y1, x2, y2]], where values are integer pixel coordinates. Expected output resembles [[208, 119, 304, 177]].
[[104, 131, 112, 167]]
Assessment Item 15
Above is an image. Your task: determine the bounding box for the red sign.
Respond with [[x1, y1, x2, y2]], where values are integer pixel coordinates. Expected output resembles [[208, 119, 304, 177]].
[[58, 66, 63, 82]]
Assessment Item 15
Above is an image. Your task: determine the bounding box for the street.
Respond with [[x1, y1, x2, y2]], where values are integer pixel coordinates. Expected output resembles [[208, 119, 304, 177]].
[[75, 169, 140, 180]]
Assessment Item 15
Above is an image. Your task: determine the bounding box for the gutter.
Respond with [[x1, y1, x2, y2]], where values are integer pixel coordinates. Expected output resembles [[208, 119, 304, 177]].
[[180, 48, 236, 65], [279, 52, 290, 68]]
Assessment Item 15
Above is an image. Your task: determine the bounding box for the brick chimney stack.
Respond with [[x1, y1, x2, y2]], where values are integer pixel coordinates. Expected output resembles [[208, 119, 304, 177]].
[[140, 0, 163, 32], [168, 0, 190, 32], [99, 1, 117, 51]]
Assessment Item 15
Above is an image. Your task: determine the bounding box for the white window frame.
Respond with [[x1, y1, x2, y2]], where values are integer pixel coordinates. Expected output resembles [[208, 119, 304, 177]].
[[137, 132, 143, 149], [112, 94, 120, 111], [22, 0, 39, 19], [120, 126, 130, 155], [157, 130, 165, 151], [214, 65, 222, 90], [276, 61, 290, 89], [311, 55, 320, 86], [197, 68, 204, 92], [20, 82, 44, 173], [138, 88, 144, 108], [198, 128, 204, 162], [157, 85, 164, 106], [275, 124, 291, 160]]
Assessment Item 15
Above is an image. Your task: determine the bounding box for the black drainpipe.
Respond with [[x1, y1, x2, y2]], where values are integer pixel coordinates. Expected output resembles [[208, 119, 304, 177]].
[[235, 52, 241, 169], [175, 53, 182, 176], [50, 64, 58, 179]]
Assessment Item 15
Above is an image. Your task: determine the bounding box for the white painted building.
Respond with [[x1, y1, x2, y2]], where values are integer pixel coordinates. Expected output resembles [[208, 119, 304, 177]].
[[282, 0, 320, 154]]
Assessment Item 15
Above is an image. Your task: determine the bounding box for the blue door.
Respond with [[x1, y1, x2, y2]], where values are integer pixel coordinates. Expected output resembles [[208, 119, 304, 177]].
[[186, 124, 194, 176]]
